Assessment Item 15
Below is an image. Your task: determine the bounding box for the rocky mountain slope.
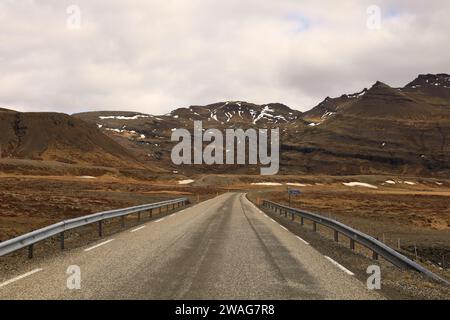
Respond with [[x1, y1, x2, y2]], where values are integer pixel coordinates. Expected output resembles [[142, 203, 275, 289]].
[[0, 108, 164, 171], [74, 73, 450, 177], [2, 73, 449, 177], [284, 74, 450, 176], [74, 102, 303, 173]]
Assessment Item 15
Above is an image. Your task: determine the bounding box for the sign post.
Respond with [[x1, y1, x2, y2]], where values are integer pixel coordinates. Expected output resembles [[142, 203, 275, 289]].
[[287, 188, 301, 207]]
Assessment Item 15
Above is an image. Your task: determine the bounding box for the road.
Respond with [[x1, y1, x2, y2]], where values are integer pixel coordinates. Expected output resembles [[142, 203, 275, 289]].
[[0, 193, 380, 299]]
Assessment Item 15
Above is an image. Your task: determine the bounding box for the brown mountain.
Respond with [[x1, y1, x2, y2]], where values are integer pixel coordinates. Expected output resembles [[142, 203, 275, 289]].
[[0, 108, 159, 170], [401, 73, 450, 108], [302, 88, 367, 122], [304, 74, 450, 122], [73, 75, 450, 177], [74, 102, 303, 174], [283, 78, 450, 176]]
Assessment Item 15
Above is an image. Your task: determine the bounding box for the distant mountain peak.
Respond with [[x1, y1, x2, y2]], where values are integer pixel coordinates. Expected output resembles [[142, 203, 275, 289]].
[[405, 73, 450, 89], [371, 81, 390, 89], [167, 101, 301, 125]]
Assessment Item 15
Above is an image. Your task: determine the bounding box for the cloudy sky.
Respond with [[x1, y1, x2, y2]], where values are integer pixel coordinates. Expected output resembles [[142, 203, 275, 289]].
[[0, 0, 449, 114]]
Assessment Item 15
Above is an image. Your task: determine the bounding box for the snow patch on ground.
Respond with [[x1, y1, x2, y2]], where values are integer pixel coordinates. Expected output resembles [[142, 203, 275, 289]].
[[385, 180, 396, 184], [99, 115, 150, 120], [404, 181, 416, 185], [342, 182, 378, 189], [178, 179, 195, 185], [251, 182, 283, 186], [286, 183, 308, 187], [79, 176, 96, 179]]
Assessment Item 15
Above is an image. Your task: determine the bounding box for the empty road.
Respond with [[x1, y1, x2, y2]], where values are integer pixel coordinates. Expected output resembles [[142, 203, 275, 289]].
[[0, 193, 380, 299]]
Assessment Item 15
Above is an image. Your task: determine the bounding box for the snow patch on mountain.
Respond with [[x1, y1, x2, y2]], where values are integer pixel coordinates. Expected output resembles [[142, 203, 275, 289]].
[[343, 182, 378, 189], [99, 114, 150, 120]]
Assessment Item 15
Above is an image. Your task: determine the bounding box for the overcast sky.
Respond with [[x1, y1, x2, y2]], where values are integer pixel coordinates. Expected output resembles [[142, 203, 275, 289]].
[[0, 0, 449, 114]]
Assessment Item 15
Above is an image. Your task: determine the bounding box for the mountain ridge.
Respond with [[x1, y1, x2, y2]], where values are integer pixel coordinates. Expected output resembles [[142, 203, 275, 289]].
[[2, 73, 449, 177]]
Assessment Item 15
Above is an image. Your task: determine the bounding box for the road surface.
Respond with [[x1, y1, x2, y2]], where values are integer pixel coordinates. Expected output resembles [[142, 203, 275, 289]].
[[0, 193, 380, 299]]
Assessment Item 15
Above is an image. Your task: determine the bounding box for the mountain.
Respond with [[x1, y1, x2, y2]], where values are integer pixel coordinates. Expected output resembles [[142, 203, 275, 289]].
[[304, 74, 450, 122], [335, 81, 447, 120], [3, 73, 449, 177], [401, 73, 450, 107], [74, 75, 450, 177], [283, 77, 450, 176], [168, 101, 302, 125], [74, 102, 303, 174], [302, 88, 367, 122], [0, 108, 160, 170]]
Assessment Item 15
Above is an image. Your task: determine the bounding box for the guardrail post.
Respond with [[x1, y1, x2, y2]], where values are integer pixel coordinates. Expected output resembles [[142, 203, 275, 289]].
[[300, 217, 304, 225], [60, 231, 65, 250], [28, 244, 33, 259], [313, 222, 317, 232], [372, 250, 379, 260], [121, 216, 125, 228], [334, 230, 339, 242], [150, 209, 153, 218], [138, 212, 141, 222], [98, 221, 103, 237], [350, 239, 355, 251], [291, 213, 295, 221]]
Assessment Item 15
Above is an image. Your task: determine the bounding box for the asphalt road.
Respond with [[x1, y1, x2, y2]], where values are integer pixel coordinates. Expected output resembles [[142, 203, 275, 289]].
[[0, 193, 381, 299]]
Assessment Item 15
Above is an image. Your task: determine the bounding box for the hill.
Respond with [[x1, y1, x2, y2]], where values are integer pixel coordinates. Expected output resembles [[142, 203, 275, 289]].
[[0, 109, 163, 171]]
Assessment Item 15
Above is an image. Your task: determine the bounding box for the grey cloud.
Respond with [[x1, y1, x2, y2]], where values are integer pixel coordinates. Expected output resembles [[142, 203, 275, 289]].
[[0, 0, 449, 114]]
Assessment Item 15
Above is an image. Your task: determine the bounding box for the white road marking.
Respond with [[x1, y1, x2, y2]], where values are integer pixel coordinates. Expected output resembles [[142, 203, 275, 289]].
[[296, 236, 309, 245], [324, 256, 355, 276], [84, 239, 115, 252], [131, 226, 146, 233], [280, 225, 288, 231], [0, 268, 43, 288], [154, 218, 165, 223]]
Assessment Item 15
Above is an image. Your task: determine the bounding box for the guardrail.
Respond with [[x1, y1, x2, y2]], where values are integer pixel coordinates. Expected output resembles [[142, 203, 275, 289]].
[[0, 198, 188, 259], [262, 200, 449, 285]]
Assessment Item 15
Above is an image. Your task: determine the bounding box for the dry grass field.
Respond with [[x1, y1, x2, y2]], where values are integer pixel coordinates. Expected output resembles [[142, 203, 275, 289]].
[[0, 174, 220, 242]]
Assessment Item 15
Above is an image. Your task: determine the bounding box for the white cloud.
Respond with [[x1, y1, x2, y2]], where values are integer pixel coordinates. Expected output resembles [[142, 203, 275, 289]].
[[0, 0, 449, 114]]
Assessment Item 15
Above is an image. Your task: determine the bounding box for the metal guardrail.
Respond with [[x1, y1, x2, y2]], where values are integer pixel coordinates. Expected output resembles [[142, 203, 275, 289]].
[[0, 198, 188, 258], [262, 200, 449, 285]]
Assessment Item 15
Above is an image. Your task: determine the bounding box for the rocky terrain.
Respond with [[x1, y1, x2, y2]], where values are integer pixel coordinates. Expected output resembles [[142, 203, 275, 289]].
[[0, 108, 167, 175], [72, 73, 450, 177]]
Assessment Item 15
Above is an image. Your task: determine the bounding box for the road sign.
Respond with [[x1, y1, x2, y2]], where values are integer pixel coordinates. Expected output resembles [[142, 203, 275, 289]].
[[287, 188, 302, 207], [288, 189, 301, 195]]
